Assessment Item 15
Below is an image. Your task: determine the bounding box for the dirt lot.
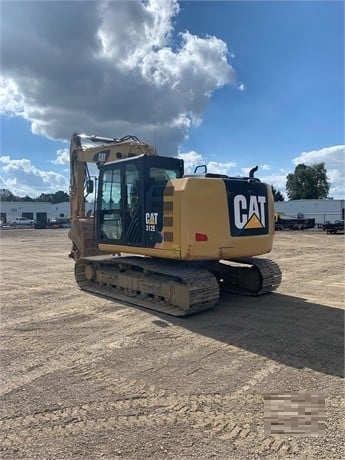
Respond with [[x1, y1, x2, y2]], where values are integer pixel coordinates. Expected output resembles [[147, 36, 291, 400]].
[[0, 228, 344, 459]]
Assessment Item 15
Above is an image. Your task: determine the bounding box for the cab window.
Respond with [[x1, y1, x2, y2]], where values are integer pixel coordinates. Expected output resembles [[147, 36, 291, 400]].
[[149, 167, 180, 181]]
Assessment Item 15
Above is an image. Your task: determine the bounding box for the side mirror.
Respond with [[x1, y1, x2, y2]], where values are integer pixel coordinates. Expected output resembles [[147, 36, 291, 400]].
[[86, 179, 94, 194]]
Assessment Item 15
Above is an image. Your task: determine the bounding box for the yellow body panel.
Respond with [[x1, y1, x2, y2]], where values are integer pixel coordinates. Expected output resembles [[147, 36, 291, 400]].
[[175, 178, 274, 260], [98, 244, 180, 259]]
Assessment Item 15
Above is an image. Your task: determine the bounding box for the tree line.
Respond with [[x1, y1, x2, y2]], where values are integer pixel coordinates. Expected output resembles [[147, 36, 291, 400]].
[[0, 190, 70, 204], [1, 162, 331, 203]]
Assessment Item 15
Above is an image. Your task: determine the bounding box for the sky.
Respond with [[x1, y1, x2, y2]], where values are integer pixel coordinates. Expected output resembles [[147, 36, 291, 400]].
[[0, 0, 344, 199]]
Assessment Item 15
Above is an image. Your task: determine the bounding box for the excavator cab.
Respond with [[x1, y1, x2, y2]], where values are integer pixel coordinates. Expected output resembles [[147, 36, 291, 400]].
[[97, 155, 183, 248]]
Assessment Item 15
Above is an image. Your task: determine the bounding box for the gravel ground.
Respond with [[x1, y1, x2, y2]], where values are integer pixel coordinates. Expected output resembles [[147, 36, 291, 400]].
[[0, 228, 344, 459]]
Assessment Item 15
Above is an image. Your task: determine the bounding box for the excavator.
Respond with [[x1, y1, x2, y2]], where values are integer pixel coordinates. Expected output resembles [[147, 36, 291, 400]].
[[68, 132, 281, 316]]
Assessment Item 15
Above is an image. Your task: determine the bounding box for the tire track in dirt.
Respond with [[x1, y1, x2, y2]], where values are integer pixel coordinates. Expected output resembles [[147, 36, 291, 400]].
[[1, 360, 296, 457], [0, 391, 297, 457], [0, 312, 148, 398]]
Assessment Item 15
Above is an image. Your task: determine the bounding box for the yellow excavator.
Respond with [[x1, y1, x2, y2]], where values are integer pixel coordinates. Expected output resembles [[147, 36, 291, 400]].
[[68, 133, 281, 316]]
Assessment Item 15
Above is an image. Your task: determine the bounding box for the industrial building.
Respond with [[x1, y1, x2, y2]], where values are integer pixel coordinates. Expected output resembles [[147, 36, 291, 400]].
[[0, 201, 94, 226], [275, 199, 344, 226]]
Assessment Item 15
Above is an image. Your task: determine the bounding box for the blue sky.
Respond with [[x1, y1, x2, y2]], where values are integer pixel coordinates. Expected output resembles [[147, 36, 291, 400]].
[[0, 0, 344, 199]]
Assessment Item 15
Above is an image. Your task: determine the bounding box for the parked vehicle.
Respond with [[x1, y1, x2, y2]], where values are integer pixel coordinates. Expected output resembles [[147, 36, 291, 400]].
[[322, 220, 344, 234], [274, 212, 315, 231], [34, 217, 71, 229], [8, 217, 34, 227]]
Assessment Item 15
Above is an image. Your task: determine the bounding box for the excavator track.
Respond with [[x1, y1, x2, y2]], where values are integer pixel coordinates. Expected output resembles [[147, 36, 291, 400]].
[[74, 256, 281, 317], [75, 256, 220, 317], [206, 257, 282, 296]]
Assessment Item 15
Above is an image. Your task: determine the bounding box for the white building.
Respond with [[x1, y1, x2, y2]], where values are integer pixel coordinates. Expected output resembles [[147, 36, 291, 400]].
[[275, 199, 344, 225], [0, 201, 94, 225]]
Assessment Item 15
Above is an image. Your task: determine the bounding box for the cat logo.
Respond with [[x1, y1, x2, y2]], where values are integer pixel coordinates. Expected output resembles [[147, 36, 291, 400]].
[[145, 212, 158, 232], [224, 180, 269, 237], [229, 193, 269, 237], [145, 212, 158, 226], [93, 149, 110, 165], [234, 194, 266, 229]]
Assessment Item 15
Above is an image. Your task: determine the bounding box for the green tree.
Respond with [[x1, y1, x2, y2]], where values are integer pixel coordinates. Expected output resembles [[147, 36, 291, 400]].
[[0, 190, 16, 201], [271, 186, 284, 202], [21, 195, 35, 202], [286, 163, 330, 200], [36, 191, 69, 203], [1, 190, 70, 202], [51, 190, 70, 204], [37, 193, 54, 202]]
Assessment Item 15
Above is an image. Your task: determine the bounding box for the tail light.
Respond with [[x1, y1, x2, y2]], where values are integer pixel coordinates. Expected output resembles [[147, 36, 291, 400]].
[[195, 233, 208, 242]]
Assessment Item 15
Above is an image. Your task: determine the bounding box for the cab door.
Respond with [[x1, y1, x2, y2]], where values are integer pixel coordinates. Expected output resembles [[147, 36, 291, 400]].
[[98, 158, 144, 246], [98, 167, 123, 242], [123, 162, 143, 246]]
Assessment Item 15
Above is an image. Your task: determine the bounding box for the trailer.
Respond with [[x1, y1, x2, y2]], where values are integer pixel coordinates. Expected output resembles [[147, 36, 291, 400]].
[[275, 213, 315, 231], [322, 220, 344, 234]]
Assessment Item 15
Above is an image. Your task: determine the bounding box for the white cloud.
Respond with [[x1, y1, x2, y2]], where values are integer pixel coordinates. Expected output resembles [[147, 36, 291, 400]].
[[259, 170, 290, 196], [177, 151, 237, 175], [292, 145, 345, 198], [0, 156, 69, 197], [0, 77, 24, 116], [207, 161, 237, 175], [261, 164, 271, 171], [177, 151, 203, 174], [52, 148, 69, 165], [1, 0, 239, 154], [292, 145, 344, 168]]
